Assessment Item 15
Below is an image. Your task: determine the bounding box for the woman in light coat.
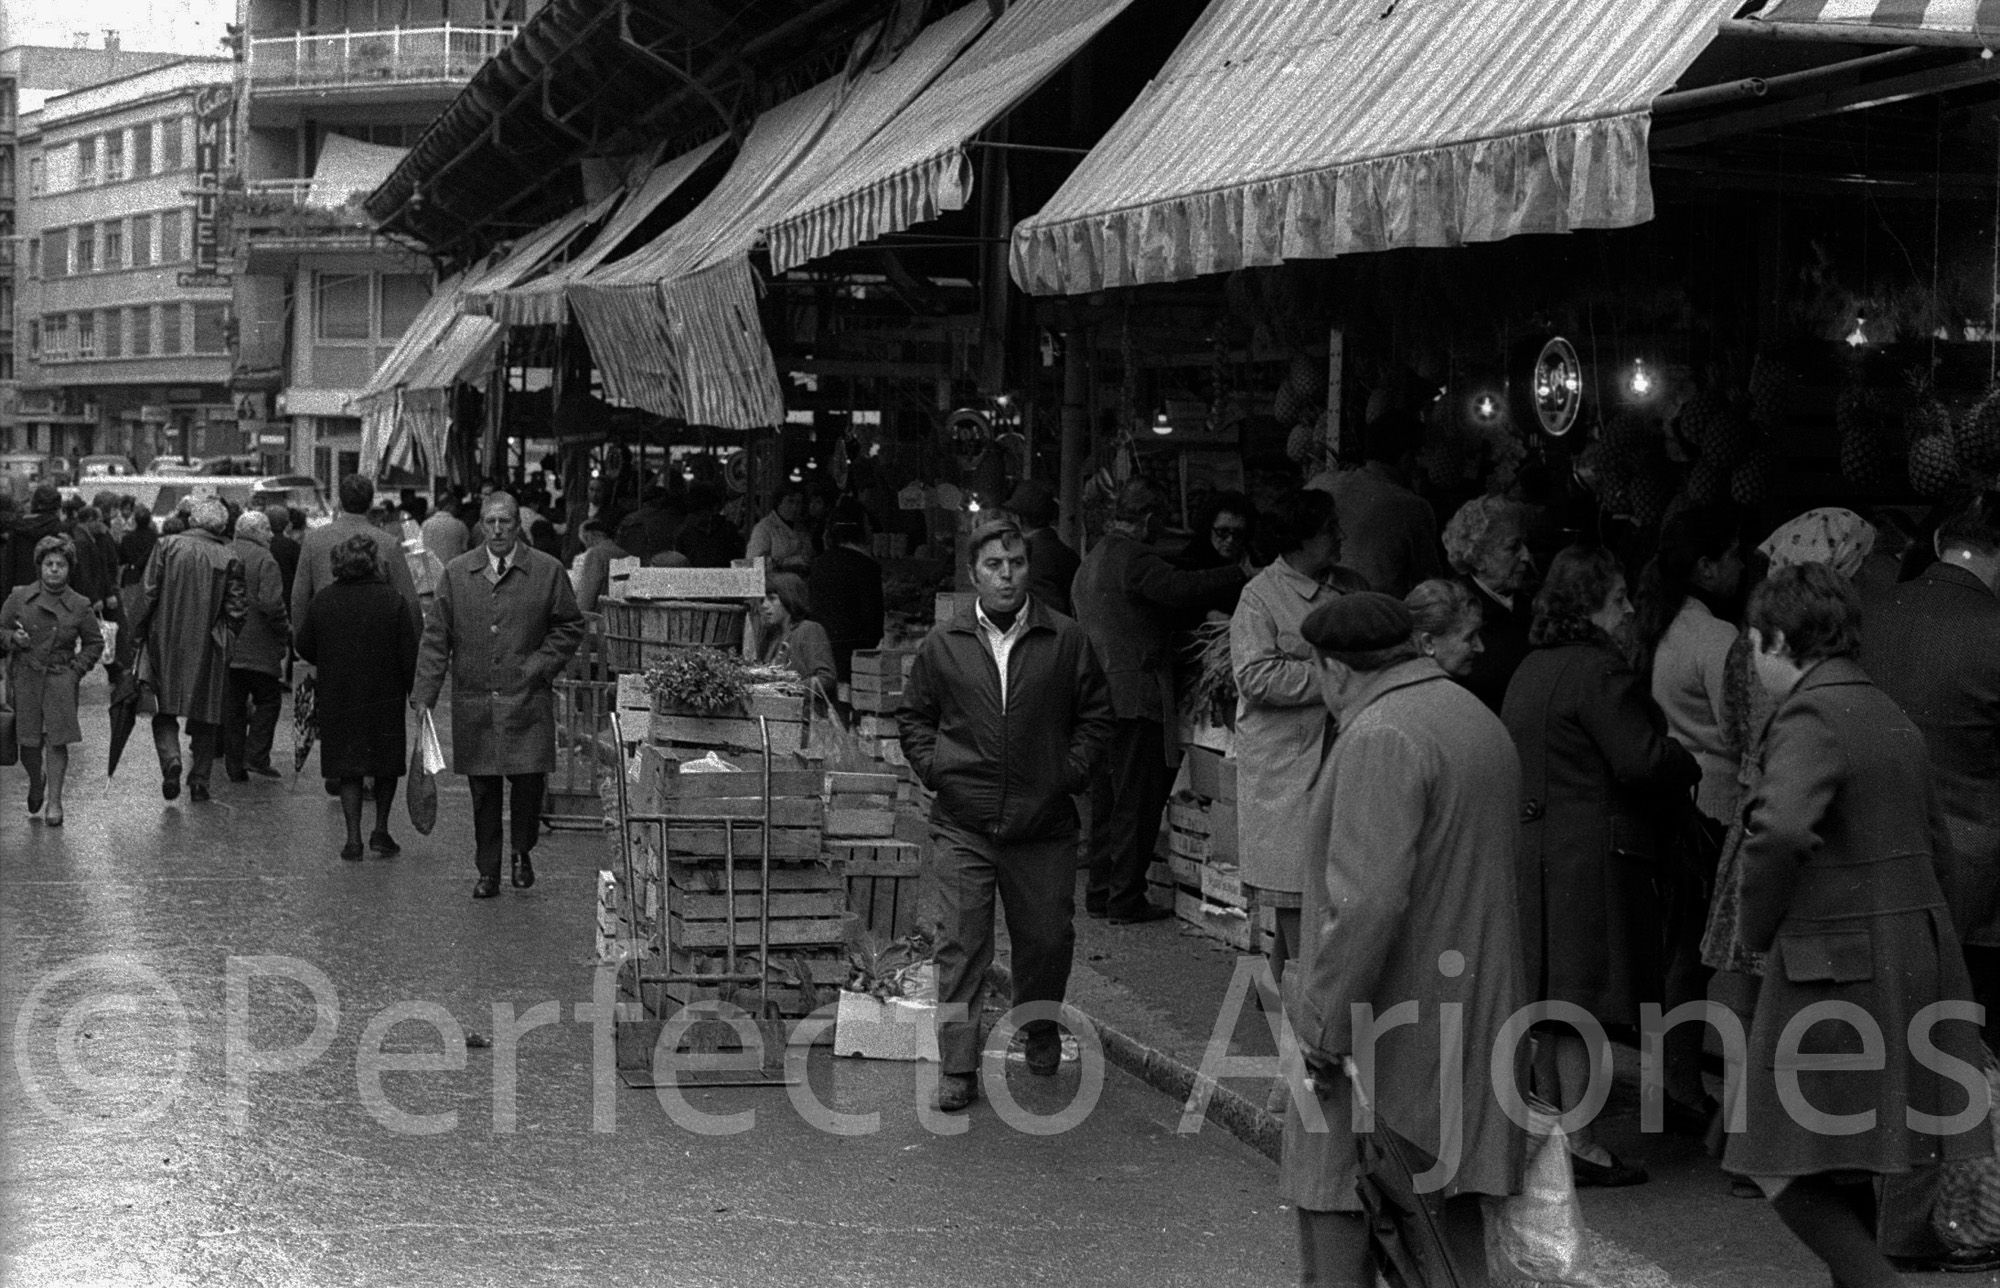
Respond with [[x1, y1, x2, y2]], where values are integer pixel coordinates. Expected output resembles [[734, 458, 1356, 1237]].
[[1231, 490, 1346, 990]]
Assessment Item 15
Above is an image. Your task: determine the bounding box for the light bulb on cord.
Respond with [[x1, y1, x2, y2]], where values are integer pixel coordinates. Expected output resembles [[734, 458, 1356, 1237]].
[[1474, 395, 1499, 422], [968, 498, 981, 513], [1629, 360, 1653, 398], [1152, 409, 1174, 436], [1846, 316, 1868, 348]]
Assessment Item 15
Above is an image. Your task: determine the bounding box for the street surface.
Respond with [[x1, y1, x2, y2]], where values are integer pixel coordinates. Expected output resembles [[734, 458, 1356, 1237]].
[[2, 672, 1995, 1287]]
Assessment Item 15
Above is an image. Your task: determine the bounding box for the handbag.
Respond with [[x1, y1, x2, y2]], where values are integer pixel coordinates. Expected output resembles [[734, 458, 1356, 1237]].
[[406, 709, 444, 836], [1934, 1052, 2000, 1250]]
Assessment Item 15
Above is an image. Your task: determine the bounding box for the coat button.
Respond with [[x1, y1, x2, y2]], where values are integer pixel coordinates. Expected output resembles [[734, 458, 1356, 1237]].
[[1521, 798, 1544, 822]]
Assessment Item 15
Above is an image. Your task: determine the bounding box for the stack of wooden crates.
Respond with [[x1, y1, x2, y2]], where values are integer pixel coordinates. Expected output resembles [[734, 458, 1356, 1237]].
[[1146, 745, 1277, 955]]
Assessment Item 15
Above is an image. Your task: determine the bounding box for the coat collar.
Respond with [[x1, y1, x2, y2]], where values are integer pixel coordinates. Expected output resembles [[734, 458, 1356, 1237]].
[[1337, 656, 1449, 723], [21, 584, 87, 614], [1265, 554, 1327, 601], [947, 594, 1056, 638], [1919, 559, 1997, 599], [182, 527, 226, 547], [1796, 655, 1871, 692]]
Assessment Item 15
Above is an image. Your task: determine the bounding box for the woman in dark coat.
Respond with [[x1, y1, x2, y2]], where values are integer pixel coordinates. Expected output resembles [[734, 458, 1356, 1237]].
[[1, 536, 104, 825], [1726, 563, 1985, 1286], [296, 535, 419, 860], [1502, 544, 1699, 1187]]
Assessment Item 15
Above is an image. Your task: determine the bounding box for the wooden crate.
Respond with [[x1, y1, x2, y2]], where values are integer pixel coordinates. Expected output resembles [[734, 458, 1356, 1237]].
[[1175, 888, 1254, 952], [833, 840, 927, 942], [624, 564, 765, 600], [1200, 861, 1245, 910], [600, 599, 748, 672], [825, 770, 898, 840], [849, 648, 915, 714], [659, 946, 847, 1018], [650, 689, 807, 755]]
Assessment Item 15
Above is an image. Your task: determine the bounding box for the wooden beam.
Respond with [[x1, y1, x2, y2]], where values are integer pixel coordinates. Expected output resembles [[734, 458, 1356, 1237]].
[[1717, 18, 1999, 49], [1652, 56, 2000, 149]]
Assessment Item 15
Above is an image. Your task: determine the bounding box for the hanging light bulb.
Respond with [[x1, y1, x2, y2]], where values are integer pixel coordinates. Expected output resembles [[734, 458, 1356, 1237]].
[[968, 498, 981, 513], [1473, 394, 1500, 423], [1152, 408, 1174, 436], [1846, 316, 1868, 348], [1629, 359, 1653, 398]]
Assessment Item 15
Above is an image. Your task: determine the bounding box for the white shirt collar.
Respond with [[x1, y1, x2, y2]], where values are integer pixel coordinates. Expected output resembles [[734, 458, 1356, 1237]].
[[975, 598, 1029, 640], [486, 543, 516, 577]]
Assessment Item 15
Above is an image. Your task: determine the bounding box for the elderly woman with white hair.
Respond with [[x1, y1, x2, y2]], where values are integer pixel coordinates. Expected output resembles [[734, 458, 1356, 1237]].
[[222, 507, 290, 781], [1441, 494, 1537, 711], [133, 495, 248, 802]]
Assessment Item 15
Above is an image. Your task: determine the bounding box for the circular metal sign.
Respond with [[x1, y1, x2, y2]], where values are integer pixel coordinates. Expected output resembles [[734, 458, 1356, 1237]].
[[1529, 336, 1584, 437]]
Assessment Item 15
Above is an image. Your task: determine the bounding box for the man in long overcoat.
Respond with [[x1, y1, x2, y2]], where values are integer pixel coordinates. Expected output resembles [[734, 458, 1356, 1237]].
[[222, 510, 289, 781], [135, 497, 247, 801], [1281, 592, 1526, 1284], [293, 474, 422, 639], [1072, 479, 1246, 922], [414, 492, 585, 899]]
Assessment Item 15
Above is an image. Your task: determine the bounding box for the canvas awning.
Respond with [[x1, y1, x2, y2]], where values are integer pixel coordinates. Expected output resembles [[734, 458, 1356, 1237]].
[[1010, 0, 1743, 296], [469, 136, 729, 328], [307, 134, 410, 211], [1728, 0, 2000, 44], [765, 0, 1138, 274], [569, 3, 989, 427]]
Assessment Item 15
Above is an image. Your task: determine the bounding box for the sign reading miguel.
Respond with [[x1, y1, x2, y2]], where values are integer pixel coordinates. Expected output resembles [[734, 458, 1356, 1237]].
[[177, 85, 234, 290]]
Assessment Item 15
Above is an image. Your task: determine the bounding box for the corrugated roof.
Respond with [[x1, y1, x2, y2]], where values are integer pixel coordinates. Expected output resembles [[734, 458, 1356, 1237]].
[[765, 0, 1137, 273], [1011, 0, 1741, 296]]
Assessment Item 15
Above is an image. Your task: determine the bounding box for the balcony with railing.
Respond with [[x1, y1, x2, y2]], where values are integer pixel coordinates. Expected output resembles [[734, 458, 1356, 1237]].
[[225, 177, 397, 269], [247, 24, 517, 92]]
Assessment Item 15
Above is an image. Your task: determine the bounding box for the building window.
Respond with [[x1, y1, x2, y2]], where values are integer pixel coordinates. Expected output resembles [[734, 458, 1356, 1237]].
[[100, 308, 122, 358], [0, 147, 13, 195], [160, 209, 185, 264], [129, 306, 152, 358], [133, 123, 151, 176], [378, 273, 430, 339], [27, 154, 43, 195], [130, 213, 152, 268], [316, 273, 371, 340], [44, 314, 67, 359], [192, 303, 229, 354], [77, 136, 96, 187], [25, 318, 37, 358], [76, 311, 95, 358], [74, 224, 94, 274], [102, 220, 123, 270], [161, 116, 185, 171], [27, 237, 39, 278], [103, 131, 124, 183], [42, 229, 65, 278], [161, 303, 185, 355]]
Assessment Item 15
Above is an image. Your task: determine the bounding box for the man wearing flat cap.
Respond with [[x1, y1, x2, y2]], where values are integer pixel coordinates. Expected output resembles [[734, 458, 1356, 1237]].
[[1279, 592, 1528, 1282]]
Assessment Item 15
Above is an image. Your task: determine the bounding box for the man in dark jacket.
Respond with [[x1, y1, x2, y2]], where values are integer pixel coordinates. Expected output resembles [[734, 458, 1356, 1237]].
[[222, 510, 290, 781], [1005, 479, 1079, 619], [265, 506, 302, 605], [292, 475, 422, 637], [135, 497, 248, 802], [898, 517, 1113, 1112], [7, 485, 66, 590], [1072, 479, 1247, 923], [807, 514, 884, 683]]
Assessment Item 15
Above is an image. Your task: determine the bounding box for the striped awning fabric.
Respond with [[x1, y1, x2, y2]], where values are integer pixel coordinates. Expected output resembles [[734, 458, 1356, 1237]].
[[1752, 0, 2000, 37], [472, 136, 728, 329], [1011, 0, 1741, 295], [764, 0, 1137, 274], [569, 4, 988, 426]]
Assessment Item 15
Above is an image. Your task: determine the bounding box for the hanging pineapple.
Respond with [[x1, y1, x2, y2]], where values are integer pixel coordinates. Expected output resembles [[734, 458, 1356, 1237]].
[[1730, 445, 1776, 506], [1908, 434, 1964, 497], [1953, 387, 2000, 475]]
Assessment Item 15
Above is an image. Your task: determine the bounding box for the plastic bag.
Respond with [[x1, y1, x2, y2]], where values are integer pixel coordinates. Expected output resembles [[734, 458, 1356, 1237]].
[[1934, 1053, 2000, 1250], [1485, 1100, 1591, 1287], [407, 709, 442, 835]]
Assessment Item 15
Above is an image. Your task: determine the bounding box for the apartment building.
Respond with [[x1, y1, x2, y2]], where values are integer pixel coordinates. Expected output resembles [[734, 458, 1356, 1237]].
[[230, 0, 527, 483], [1, 41, 190, 457], [14, 58, 246, 465]]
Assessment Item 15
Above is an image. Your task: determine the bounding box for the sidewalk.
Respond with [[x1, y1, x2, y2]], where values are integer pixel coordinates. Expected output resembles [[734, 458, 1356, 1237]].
[[989, 884, 2000, 1288]]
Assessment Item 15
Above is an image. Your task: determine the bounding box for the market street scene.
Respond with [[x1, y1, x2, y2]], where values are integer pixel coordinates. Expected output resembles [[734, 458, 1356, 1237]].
[[5, 0, 2000, 1284]]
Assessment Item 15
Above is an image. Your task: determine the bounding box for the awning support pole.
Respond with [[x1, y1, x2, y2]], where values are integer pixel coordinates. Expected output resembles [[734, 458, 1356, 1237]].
[[1717, 18, 1996, 49], [1651, 45, 1922, 113]]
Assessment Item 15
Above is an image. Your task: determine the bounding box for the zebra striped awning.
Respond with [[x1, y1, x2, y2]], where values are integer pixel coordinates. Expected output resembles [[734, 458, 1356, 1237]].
[[1749, 0, 2000, 40]]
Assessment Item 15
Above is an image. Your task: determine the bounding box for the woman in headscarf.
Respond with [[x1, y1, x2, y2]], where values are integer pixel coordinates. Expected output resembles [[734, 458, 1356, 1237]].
[[1, 535, 105, 826]]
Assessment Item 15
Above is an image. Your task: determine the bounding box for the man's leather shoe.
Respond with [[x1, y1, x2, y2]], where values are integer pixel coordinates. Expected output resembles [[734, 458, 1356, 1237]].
[[472, 875, 501, 899], [225, 770, 249, 783], [936, 1073, 978, 1112], [1890, 1247, 2000, 1274], [1107, 902, 1174, 925], [340, 841, 365, 861], [188, 782, 211, 803], [162, 766, 182, 801], [1023, 1035, 1062, 1076], [511, 852, 535, 888], [369, 831, 401, 857]]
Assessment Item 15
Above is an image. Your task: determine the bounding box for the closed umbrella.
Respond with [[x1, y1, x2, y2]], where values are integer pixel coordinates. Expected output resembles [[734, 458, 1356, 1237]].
[[1341, 1057, 1477, 1287], [105, 638, 149, 777]]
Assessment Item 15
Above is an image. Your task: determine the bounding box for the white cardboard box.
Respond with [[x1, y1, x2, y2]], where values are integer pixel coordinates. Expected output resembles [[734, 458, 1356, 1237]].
[[833, 991, 939, 1062]]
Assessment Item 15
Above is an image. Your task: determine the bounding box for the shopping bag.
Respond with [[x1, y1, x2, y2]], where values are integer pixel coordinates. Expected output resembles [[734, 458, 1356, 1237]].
[[1934, 1050, 2000, 1251], [1484, 1099, 1591, 1287], [407, 709, 442, 836]]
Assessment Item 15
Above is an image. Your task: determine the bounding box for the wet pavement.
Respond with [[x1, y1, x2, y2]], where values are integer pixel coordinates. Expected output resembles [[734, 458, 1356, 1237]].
[[1, 675, 1289, 1287]]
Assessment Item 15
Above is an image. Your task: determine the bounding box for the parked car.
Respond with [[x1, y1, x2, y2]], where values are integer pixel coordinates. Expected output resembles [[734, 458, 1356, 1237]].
[[59, 474, 332, 523]]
